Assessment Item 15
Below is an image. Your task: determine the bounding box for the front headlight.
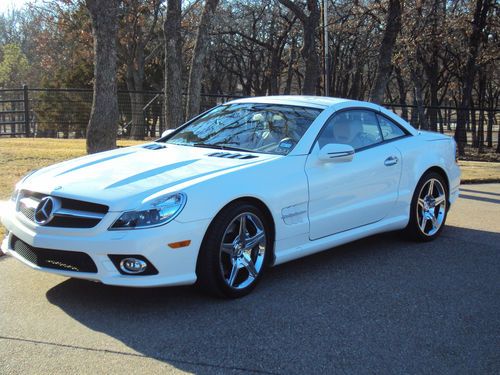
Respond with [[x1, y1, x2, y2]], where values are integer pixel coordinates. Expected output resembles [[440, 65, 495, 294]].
[[10, 188, 19, 202], [10, 169, 38, 202], [109, 192, 186, 230]]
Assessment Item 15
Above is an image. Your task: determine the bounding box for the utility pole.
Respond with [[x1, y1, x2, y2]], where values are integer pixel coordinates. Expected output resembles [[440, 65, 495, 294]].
[[322, 0, 330, 96]]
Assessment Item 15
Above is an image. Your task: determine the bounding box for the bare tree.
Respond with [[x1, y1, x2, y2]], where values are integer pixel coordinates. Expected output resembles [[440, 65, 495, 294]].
[[219, 2, 296, 95], [7, 0, 500, 156], [121, 0, 161, 140], [454, 0, 492, 155], [163, 0, 183, 129], [85, 0, 120, 154], [185, 0, 220, 121], [278, 0, 320, 95], [369, 0, 402, 104]]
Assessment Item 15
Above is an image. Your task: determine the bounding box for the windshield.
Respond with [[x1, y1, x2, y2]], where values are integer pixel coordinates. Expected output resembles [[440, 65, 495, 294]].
[[165, 103, 322, 155]]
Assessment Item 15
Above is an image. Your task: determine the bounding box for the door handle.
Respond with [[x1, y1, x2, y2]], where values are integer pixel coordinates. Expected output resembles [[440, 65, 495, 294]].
[[384, 156, 399, 166]]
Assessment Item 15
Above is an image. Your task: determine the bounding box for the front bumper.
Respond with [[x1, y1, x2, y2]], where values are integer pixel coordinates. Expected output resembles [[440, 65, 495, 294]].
[[449, 162, 461, 205], [1, 200, 210, 287]]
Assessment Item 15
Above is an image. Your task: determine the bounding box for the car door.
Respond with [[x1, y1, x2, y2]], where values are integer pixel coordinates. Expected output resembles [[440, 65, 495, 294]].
[[305, 109, 402, 240]]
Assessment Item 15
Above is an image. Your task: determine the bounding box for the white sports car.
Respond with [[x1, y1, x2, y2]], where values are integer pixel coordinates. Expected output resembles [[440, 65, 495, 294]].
[[1, 96, 460, 298]]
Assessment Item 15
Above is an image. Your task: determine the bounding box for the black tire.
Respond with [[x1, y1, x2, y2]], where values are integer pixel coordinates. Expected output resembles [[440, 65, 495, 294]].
[[405, 171, 449, 242], [196, 202, 272, 298]]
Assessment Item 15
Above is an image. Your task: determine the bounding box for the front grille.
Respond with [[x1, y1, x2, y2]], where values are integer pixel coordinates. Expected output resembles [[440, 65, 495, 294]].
[[11, 235, 98, 273], [60, 198, 108, 214], [17, 190, 108, 228], [20, 204, 35, 221], [48, 216, 101, 228]]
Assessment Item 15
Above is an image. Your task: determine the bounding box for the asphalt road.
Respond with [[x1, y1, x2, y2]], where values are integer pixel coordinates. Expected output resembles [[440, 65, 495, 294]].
[[0, 184, 499, 374]]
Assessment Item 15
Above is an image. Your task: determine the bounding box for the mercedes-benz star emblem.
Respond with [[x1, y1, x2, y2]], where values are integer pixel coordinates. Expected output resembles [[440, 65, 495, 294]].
[[34, 197, 60, 225]]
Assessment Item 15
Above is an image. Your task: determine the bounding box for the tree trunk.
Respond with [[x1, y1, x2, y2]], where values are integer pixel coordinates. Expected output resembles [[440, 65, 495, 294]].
[[470, 98, 477, 147], [446, 104, 451, 131], [295, 69, 303, 93], [427, 63, 439, 132], [85, 0, 119, 154], [411, 68, 428, 130], [278, 0, 320, 95], [394, 66, 408, 121], [486, 93, 494, 147], [369, 0, 402, 104], [284, 38, 296, 95], [477, 70, 486, 152], [127, 64, 146, 140], [496, 124, 500, 154], [185, 0, 220, 121], [454, 0, 491, 155], [411, 96, 419, 128], [119, 0, 160, 139], [268, 50, 281, 95], [424, 0, 443, 132], [300, 2, 320, 95], [349, 66, 362, 100], [163, 0, 183, 130], [438, 108, 444, 133], [129, 91, 145, 139]]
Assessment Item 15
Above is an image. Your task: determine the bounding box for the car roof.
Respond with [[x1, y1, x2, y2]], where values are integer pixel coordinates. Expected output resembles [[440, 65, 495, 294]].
[[225, 95, 356, 109]]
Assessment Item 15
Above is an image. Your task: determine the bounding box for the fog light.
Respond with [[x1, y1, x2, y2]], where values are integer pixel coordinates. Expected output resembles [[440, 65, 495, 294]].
[[120, 258, 147, 274], [108, 254, 158, 275]]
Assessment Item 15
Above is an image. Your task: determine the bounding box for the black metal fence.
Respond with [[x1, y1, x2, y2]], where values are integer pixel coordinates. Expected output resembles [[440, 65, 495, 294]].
[[386, 103, 500, 156], [1, 86, 499, 156], [0, 86, 241, 139]]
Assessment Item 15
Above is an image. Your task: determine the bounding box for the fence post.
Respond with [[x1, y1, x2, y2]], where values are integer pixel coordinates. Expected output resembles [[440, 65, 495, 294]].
[[23, 84, 30, 137]]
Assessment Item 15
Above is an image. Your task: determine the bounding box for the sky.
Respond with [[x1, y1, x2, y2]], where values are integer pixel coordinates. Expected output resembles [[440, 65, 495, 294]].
[[0, 0, 32, 14]]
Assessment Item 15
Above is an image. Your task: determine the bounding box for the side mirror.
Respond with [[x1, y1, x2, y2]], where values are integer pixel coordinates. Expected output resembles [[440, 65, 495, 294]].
[[318, 143, 355, 163], [161, 129, 176, 138]]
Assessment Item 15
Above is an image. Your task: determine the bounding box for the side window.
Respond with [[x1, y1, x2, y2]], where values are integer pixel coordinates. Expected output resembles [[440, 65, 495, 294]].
[[317, 110, 382, 150], [376, 114, 406, 141]]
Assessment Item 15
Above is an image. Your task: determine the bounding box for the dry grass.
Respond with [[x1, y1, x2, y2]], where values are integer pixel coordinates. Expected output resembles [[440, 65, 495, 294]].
[[459, 160, 500, 183], [0, 138, 143, 200], [1, 138, 499, 238], [0, 138, 144, 238]]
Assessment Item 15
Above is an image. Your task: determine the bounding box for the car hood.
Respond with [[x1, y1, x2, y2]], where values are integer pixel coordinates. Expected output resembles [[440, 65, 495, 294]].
[[21, 143, 277, 211]]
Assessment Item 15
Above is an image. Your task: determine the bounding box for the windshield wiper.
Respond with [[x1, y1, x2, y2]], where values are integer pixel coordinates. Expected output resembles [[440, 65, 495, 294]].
[[193, 143, 251, 152]]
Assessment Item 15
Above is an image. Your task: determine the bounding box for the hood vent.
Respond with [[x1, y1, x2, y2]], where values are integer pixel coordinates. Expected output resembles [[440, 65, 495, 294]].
[[208, 152, 258, 160], [142, 144, 166, 150]]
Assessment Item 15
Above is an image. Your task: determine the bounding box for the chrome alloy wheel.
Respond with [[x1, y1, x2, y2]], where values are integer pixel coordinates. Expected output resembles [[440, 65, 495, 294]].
[[219, 212, 266, 289], [416, 178, 447, 236]]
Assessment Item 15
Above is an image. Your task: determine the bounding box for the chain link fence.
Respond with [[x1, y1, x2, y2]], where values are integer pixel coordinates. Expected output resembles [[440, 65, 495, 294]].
[[1, 87, 499, 158]]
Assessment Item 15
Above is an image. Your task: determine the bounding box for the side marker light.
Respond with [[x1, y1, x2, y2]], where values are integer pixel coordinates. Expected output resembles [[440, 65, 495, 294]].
[[168, 240, 191, 249]]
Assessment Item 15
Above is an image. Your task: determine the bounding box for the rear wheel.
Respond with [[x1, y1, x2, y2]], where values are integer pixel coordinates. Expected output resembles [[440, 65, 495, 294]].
[[405, 171, 448, 241], [196, 203, 271, 298]]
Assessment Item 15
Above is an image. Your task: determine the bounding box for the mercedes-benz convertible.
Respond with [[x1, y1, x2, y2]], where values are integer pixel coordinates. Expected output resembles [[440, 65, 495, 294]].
[[1, 96, 460, 298]]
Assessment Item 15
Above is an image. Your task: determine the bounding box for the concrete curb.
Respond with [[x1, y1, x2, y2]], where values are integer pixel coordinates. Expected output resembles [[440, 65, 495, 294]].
[[461, 178, 500, 184]]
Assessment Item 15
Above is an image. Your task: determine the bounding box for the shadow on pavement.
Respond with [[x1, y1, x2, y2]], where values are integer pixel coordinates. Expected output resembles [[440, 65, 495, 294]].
[[458, 194, 500, 204], [46, 227, 499, 374], [460, 187, 500, 197]]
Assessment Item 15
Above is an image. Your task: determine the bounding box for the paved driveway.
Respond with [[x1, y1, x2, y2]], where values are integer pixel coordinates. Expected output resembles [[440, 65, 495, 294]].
[[0, 184, 499, 374]]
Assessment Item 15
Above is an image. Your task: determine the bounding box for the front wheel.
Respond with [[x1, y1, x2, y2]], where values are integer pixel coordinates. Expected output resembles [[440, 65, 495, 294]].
[[405, 171, 449, 241], [196, 203, 271, 298]]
